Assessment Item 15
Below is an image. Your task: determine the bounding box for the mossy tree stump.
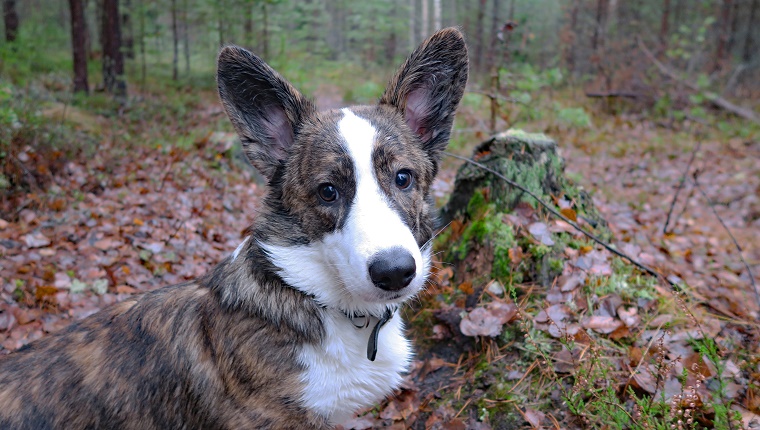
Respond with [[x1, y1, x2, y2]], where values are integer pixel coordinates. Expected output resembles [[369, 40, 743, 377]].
[[437, 129, 609, 290]]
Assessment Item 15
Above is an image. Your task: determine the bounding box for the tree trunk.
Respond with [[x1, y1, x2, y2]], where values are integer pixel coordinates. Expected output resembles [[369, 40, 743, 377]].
[[82, 0, 92, 59], [3, 0, 19, 42], [591, 0, 608, 51], [563, 0, 579, 73], [244, 0, 253, 49], [138, 0, 146, 86], [183, 0, 190, 74], [474, 0, 486, 72], [727, 0, 739, 55], [122, 0, 134, 59], [420, 0, 428, 40], [385, 0, 398, 64], [101, 0, 126, 98], [171, 0, 178, 81], [744, 0, 758, 62], [69, 0, 89, 93], [713, 0, 732, 73], [487, 0, 499, 72], [217, 0, 225, 46], [659, 0, 670, 53], [433, 0, 441, 31], [408, 0, 415, 50], [261, 2, 268, 58]]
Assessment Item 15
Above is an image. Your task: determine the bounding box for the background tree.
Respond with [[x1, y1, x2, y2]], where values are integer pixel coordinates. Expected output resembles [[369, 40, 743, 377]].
[[69, 0, 89, 93], [2, 0, 18, 42], [101, 0, 126, 98]]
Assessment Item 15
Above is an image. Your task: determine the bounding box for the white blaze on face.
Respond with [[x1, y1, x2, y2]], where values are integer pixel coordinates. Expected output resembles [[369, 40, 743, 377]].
[[325, 109, 426, 300], [261, 109, 430, 315]]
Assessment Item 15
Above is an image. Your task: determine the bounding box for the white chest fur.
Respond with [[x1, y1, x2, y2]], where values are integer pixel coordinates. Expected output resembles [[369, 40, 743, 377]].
[[298, 310, 412, 425]]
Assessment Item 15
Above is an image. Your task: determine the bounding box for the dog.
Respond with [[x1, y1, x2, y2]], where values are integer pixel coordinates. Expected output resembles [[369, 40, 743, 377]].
[[0, 28, 468, 429]]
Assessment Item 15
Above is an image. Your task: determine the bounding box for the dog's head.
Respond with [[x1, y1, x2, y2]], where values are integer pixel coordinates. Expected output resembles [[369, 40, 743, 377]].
[[217, 29, 468, 316]]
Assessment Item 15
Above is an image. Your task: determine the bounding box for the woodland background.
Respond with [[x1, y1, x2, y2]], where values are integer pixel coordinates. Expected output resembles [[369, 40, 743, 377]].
[[1, 0, 759, 429]]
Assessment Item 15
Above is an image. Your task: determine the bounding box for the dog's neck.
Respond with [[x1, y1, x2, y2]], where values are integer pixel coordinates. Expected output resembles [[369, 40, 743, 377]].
[[201, 239, 325, 344], [204, 236, 400, 360]]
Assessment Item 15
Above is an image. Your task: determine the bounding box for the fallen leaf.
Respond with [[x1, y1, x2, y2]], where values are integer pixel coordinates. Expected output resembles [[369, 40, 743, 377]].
[[631, 366, 657, 394], [560, 207, 577, 222], [582, 316, 623, 334], [22, 232, 51, 248], [460, 307, 503, 337], [486, 280, 504, 296], [522, 408, 544, 428], [460, 302, 517, 337], [458, 281, 474, 295], [558, 274, 583, 292], [338, 416, 376, 430], [528, 222, 555, 246], [508, 247, 524, 265], [553, 348, 576, 373], [35, 286, 58, 301], [441, 419, 466, 430]]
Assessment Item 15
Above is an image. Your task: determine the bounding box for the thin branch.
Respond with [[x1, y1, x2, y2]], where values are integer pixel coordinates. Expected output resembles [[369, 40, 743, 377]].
[[444, 152, 682, 292], [468, 90, 529, 106], [663, 135, 704, 234], [692, 174, 760, 311]]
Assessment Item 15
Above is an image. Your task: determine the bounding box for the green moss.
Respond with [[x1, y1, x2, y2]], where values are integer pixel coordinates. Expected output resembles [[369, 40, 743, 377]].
[[588, 257, 659, 301], [453, 190, 517, 278], [466, 188, 489, 218], [504, 128, 552, 143]]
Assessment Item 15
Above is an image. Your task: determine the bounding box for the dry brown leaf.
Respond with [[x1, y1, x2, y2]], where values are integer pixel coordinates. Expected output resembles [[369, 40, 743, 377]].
[[522, 407, 545, 428], [22, 232, 51, 248], [528, 222, 555, 246], [582, 316, 623, 334], [35, 286, 58, 301], [441, 418, 466, 430], [458, 281, 474, 295], [631, 366, 657, 394], [560, 207, 578, 222]]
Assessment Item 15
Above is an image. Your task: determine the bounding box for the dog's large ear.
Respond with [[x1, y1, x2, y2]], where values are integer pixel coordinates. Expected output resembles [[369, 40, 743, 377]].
[[380, 28, 468, 159], [217, 46, 315, 179]]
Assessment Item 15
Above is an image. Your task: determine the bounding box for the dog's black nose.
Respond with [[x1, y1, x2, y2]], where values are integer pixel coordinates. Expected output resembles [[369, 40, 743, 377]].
[[368, 248, 416, 291]]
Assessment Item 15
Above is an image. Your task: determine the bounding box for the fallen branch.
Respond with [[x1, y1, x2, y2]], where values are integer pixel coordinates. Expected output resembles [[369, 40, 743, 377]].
[[692, 173, 760, 311], [638, 39, 760, 124], [585, 91, 641, 99]]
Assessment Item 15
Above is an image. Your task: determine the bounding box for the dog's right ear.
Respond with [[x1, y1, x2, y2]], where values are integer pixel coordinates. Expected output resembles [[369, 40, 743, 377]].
[[217, 46, 315, 180]]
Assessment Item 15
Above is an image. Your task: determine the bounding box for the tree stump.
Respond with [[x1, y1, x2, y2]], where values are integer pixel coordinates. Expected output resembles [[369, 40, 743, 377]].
[[437, 129, 609, 289]]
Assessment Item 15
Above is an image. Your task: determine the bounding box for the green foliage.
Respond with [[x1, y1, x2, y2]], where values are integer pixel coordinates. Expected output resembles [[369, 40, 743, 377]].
[[343, 81, 384, 105], [554, 105, 591, 129]]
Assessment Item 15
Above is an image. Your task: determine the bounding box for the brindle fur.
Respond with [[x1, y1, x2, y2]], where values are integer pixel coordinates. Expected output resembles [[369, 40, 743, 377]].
[[0, 28, 468, 429]]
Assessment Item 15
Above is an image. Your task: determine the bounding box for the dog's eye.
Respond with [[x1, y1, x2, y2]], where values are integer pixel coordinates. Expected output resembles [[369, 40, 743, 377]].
[[394, 170, 413, 190], [317, 183, 338, 203]]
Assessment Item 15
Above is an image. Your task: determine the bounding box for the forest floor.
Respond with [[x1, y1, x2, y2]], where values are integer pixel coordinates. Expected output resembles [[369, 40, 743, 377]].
[[0, 78, 758, 429]]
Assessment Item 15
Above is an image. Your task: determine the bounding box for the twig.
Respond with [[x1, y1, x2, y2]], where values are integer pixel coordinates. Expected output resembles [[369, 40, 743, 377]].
[[469, 90, 529, 106], [663, 134, 704, 235], [692, 174, 760, 311], [669, 183, 696, 245], [444, 152, 681, 292]]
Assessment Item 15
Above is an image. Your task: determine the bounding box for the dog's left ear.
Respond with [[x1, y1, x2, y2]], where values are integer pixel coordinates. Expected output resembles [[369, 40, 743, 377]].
[[380, 28, 469, 159]]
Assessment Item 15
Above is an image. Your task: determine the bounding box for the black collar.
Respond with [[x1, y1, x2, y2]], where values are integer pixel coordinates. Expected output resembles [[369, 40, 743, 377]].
[[342, 307, 396, 361]]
